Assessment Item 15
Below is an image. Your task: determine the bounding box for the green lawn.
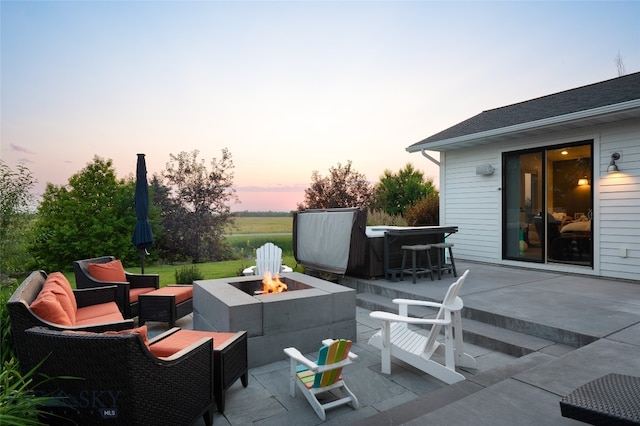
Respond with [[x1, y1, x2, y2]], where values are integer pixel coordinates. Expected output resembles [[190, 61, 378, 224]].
[[62, 255, 301, 287]]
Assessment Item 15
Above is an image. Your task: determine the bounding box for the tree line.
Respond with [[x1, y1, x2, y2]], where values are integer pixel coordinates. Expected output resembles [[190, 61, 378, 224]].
[[1, 153, 438, 277]]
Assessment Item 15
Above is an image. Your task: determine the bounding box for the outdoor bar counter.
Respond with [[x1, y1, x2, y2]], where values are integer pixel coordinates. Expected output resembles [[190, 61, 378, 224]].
[[352, 225, 458, 279]]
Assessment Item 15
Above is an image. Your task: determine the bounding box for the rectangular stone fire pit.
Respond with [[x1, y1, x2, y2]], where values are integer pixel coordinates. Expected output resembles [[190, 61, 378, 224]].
[[193, 272, 356, 368]]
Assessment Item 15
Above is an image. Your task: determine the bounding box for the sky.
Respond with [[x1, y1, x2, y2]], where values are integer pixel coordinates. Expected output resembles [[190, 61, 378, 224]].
[[2, 1, 639, 212]]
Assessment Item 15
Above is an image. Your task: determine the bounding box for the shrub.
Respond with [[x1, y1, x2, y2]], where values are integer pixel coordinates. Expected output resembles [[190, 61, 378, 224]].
[[404, 194, 440, 226], [366, 209, 407, 226], [174, 265, 204, 284], [1, 282, 17, 366]]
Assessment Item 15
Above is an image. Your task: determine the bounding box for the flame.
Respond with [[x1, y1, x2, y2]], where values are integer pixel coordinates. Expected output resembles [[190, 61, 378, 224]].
[[259, 272, 288, 294]]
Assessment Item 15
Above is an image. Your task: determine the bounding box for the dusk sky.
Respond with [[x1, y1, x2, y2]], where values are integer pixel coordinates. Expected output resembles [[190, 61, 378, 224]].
[[2, 1, 639, 211]]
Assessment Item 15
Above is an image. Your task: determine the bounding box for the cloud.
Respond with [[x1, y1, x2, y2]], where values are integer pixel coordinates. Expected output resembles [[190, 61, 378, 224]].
[[18, 157, 35, 164], [11, 144, 35, 155]]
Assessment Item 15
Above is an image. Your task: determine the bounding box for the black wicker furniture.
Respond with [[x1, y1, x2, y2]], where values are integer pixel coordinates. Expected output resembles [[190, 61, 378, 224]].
[[560, 373, 640, 425], [23, 326, 215, 426], [73, 256, 159, 318], [138, 285, 193, 328], [7, 270, 134, 372], [149, 329, 249, 413]]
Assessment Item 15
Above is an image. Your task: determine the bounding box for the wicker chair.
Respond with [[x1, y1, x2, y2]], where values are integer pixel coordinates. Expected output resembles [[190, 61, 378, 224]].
[[7, 270, 134, 373], [73, 256, 159, 318], [22, 326, 215, 426]]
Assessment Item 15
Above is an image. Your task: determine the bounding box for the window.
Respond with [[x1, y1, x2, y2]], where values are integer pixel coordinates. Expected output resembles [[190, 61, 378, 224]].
[[503, 142, 593, 266]]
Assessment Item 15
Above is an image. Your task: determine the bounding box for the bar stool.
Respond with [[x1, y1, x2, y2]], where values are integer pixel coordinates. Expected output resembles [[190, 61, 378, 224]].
[[432, 242, 457, 280], [400, 244, 434, 284]]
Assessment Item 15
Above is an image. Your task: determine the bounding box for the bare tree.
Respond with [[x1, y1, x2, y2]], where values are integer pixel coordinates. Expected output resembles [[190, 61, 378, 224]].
[[615, 51, 626, 76]]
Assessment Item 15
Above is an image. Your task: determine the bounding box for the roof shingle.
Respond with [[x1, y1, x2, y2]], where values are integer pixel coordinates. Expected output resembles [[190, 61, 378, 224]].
[[412, 72, 640, 146]]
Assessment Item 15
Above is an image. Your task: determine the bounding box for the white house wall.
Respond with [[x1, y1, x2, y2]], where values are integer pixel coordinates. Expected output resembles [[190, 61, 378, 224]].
[[439, 117, 640, 281]]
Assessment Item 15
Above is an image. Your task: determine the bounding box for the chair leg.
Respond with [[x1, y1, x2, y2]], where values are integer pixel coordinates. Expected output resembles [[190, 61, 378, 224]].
[[400, 250, 408, 281], [448, 246, 457, 277]]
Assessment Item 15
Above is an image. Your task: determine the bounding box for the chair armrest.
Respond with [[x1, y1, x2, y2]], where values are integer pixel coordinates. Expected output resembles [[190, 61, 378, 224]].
[[369, 310, 450, 325], [66, 320, 135, 332], [393, 297, 464, 312], [284, 347, 319, 371], [126, 272, 160, 289], [73, 285, 120, 308], [393, 298, 443, 309]]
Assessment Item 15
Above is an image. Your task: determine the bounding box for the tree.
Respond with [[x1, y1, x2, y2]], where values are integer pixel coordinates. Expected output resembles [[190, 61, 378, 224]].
[[159, 149, 237, 263], [0, 161, 36, 276], [298, 161, 374, 210], [30, 156, 138, 271], [374, 163, 437, 216]]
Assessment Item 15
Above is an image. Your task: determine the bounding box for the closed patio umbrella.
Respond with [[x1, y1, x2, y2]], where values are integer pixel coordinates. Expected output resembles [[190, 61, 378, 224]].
[[132, 153, 153, 273]]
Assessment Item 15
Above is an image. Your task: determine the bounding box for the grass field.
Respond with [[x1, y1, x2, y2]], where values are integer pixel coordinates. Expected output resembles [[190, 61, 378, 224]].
[[227, 216, 293, 234], [62, 217, 298, 287]]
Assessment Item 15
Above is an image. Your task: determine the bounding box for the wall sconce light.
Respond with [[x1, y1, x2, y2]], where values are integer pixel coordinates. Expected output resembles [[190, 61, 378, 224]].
[[607, 152, 621, 173], [577, 177, 589, 186]]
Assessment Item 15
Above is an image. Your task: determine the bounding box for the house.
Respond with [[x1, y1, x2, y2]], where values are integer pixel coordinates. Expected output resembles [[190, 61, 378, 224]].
[[407, 72, 640, 281]]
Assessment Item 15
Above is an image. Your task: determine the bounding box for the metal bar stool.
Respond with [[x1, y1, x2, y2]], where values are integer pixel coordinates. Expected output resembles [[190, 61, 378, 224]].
[[432, 242, 457, 280], [400, 245, 434, 284]]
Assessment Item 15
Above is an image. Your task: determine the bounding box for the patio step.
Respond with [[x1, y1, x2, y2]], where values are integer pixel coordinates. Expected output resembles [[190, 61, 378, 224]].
[[356, 292, 561, 358], [351, 350, 558, 426]]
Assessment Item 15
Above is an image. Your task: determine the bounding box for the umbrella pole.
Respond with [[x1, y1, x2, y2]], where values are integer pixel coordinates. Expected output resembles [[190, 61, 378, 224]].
[[140, 249, 145, 274]]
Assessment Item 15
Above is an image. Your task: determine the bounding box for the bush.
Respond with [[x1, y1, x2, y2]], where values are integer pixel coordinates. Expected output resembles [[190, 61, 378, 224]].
[[1, 282, 18, 366], [404, 194, 440, 226], [174, 265, 204, 284], [366, 210, 407, 226]]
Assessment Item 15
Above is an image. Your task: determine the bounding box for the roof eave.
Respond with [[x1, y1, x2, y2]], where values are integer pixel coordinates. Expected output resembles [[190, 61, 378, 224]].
[[406, 99, 640, 153]]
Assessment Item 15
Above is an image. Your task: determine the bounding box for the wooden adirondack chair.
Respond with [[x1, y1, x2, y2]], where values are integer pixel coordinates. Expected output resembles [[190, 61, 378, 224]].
[[368, 269, 476, 384], [242, 242, 293, 276], [284, 339, 359, 421]]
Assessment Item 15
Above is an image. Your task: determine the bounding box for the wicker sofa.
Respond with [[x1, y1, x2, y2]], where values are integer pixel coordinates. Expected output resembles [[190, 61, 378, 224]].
[[23, 326, 215, 426], [7, 270, 133, 371]]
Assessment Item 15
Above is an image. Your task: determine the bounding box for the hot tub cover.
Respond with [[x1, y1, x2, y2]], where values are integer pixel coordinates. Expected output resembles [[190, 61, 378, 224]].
[[293, 208, 367, 274]]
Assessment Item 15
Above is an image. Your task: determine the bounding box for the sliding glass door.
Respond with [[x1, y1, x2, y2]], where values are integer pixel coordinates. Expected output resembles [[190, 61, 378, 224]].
[[503, 142, 593, 266]]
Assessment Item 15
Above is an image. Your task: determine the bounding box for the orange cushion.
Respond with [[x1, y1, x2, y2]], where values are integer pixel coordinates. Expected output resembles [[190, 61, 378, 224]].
[[75, 302, 124, 324], [35, 272, 77, 324], [149, 330, 238, 358], [145, 286, 193, 304], [129, 287, 155, 303], [30, 291, 72, 326], [87, 259, 127, 283]]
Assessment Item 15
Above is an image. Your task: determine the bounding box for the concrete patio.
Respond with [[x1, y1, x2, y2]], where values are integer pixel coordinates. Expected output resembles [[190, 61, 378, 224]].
[[149, 260, 640, 425]]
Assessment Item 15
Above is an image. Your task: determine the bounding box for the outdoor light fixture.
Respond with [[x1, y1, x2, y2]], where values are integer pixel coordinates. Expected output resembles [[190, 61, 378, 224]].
[[577, 177, 589, 186], [607, 152, 621, 173]]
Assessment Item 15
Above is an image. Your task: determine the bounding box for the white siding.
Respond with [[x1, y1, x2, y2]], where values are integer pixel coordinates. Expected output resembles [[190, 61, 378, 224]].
[[598, 119, 640, 280], [437, 117, 640, 280]]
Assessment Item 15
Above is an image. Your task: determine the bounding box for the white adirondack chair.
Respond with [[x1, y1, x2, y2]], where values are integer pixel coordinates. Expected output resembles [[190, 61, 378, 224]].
[[242, 242, 293, 276], [368, 269, 476, 384], [284, 338, 359, 421]]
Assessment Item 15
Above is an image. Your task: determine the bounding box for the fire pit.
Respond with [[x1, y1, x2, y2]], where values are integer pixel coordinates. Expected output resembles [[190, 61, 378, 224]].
[[193, 272, 356, 368]]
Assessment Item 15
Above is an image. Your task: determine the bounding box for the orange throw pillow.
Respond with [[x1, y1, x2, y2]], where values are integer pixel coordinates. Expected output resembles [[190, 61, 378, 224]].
[[87, 259, 127, 283], [30, 275, 73, 326], [104, 325, 151, 350], [64, 325, 151, 350], [42, 272, 77, 324]]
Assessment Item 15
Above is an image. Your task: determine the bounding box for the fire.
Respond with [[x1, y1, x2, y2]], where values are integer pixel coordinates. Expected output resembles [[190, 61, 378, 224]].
[[258, 272, 288, 294]]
